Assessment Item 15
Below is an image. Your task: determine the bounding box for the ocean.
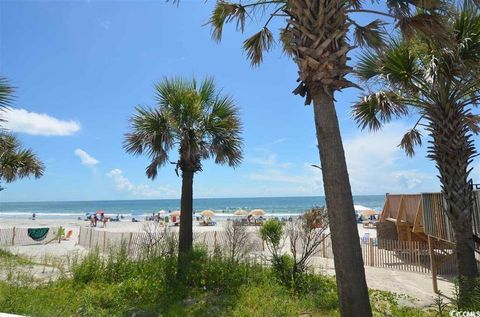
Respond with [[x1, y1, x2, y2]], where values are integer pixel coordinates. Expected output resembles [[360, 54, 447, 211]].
[[0, 195, 385, 220]]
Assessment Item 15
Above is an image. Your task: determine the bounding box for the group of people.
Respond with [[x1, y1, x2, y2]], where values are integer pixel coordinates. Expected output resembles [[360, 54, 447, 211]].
[[246, 215, 265, 225], [89, 212, 109, 228]]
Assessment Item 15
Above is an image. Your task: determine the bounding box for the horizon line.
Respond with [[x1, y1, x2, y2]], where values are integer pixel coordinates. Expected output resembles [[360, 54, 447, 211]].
[[0, 193, 387, 204]]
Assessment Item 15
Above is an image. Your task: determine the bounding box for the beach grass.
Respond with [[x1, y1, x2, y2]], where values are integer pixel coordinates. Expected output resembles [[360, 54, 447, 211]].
[[0, 245, 442, 317]]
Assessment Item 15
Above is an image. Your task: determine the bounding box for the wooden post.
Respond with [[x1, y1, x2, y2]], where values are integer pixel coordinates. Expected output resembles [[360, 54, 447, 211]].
[[369, 238, 374, 266], [11, 227, 16, 246], [128, 232, 133, 255], [214, 231, 217, 249], [88, 227, 93, 249], [78, 226, 82, 246], [428, 235, 438, 293]]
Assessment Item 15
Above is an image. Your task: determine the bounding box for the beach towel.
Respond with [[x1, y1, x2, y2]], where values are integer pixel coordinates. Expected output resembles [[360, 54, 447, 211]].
[[27, 228, 50, 241]]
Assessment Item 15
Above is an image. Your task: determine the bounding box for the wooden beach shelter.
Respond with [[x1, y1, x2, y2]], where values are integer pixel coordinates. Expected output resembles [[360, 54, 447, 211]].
[[379, 193, 425, 242], [379, 191, 480, 292], [379, 191, 480, 243]]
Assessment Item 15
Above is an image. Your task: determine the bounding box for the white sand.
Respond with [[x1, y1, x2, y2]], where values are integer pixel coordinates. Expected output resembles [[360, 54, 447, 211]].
[[0, 219, 450, 307]]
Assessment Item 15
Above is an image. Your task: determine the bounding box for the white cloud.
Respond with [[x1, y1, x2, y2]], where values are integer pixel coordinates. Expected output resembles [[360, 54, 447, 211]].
[[74, 149, 99, 167], [107, 169, 177, 198], [248, 151, 293, 168], [3, 108, 81, 136], [343, 123, 436, 194], [243, 123, 437, 197]]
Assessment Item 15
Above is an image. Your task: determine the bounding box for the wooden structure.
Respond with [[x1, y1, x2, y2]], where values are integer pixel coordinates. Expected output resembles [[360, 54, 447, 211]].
[[380, 191, 480, 292], [379, 194, 425, 242], [380, 191, 480, 243]]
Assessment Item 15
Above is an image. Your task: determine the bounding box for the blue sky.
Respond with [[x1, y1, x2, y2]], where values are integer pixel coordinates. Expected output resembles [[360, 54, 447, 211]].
[[0, 1, 464, 202]]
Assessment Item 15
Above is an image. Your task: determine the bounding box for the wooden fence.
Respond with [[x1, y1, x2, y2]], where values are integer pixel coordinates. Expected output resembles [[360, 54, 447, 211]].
[[0, 226, 60, 247], [77, 227, 458, 276], [360, 237, 457, 275], [78, 227, 264, 259]]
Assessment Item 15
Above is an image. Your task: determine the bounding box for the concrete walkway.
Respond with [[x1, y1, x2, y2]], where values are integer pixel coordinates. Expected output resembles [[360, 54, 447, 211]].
[[312, 257, 453, 308]]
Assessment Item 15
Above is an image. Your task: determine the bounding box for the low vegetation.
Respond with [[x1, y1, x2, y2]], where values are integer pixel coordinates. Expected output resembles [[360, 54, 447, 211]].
[[0, 244, 438, 317]]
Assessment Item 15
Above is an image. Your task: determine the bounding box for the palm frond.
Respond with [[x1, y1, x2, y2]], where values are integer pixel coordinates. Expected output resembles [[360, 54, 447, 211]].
[[0, 77, 14, 124], [465, 113, 480, 134], [198, 77, 217, 107], [353, 19, 387, 49], [399, 127, 423, 156], [397, 12, 447, 41], [381, 41, 421, 90], [209, 2, 246, 42], [205, 95, 243, 167], [0, 132, 44, 183], [353, 91, 409, 131], [243, 27, 274, 66], [124, 105, 174, 179], [355, 50, 382, 81], [279, 27, 295, 57]]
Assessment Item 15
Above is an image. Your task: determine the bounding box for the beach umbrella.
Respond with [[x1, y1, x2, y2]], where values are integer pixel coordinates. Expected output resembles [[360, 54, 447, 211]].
[[95, 210, 105, 215], [249, 209, 266, 216], [171, 210, 181, 217], [200, 210, 215, 217], [361, 209, 378, 217], [158, 210, 167, 215], [233, 209, 248, 216]]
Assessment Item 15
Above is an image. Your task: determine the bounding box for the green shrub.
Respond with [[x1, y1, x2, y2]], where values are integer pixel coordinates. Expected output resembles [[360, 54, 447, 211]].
[[260, 219, 283, 248], [272, 254, 294, 287]]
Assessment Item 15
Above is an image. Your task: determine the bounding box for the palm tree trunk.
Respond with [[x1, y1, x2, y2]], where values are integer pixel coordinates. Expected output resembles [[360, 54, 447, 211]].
[[429, 105, 478, 307], [453, 217, 478, 308], [312, 90, 372, 317], [178, 168, 194, 273]]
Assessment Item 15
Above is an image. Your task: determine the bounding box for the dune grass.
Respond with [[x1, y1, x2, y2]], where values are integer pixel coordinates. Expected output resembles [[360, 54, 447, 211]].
[[0, 246, 441, 317]]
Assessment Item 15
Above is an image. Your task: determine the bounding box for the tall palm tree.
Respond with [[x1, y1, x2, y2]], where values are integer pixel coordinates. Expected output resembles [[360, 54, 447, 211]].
[[0, 77, 44, 191], [206, 1, 446, 315], [352, 7, 480, 307], [124, 77, 243, 269]]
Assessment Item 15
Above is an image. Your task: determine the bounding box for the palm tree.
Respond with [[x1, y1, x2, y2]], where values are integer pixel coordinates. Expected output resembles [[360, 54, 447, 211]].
[[0, 133, 44, 191], [0, 77, 44, 191], [352, 7, 480, 307], [124, 77, 243, 269], [206, 1, 446, 315]]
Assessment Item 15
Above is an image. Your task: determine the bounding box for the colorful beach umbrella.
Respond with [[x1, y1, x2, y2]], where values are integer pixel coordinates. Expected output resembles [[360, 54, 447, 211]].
[[171, 210, 181, 217], [200, 210, 215, 217], [249, 209, 265, 216], [233, 209, 248, 216]]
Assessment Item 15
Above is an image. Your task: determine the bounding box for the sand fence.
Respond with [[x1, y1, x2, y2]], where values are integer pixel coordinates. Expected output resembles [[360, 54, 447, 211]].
[[0, 226, 60, 247]]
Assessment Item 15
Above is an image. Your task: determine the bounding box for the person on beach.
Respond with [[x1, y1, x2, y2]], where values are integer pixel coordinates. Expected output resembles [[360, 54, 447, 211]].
[[32, 213, 36, 221]]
